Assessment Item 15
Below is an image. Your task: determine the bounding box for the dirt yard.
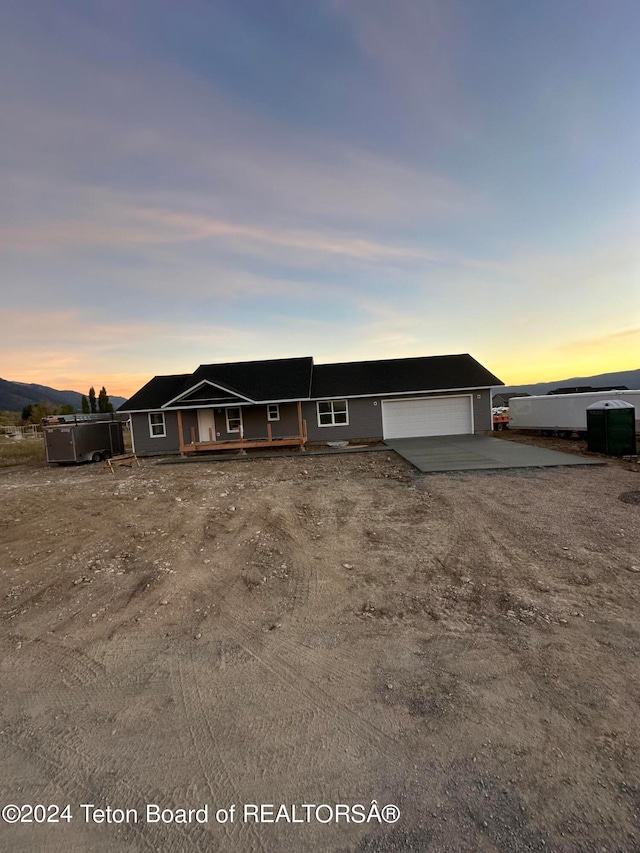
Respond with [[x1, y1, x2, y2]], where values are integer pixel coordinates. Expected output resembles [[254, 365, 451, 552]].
[[1, 448, 639, 852]]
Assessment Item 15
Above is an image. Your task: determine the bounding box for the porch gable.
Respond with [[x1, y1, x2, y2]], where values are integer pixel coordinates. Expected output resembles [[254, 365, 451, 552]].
[[163, 379, 253, 408]]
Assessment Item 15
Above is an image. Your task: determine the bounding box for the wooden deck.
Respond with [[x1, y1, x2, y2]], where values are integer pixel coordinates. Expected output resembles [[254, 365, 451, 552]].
[[177, 409, 307, 455], [180, 436, 306, 454]]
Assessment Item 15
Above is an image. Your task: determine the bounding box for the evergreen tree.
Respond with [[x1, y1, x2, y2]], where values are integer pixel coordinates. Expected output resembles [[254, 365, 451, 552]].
[[88, 386, 96, 413], [81, 395, 90, 414], [98, 386, 109, 413]]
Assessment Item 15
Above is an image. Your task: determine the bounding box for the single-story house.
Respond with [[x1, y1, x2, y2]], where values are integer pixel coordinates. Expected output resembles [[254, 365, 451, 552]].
[[118, 354, 503, 456]]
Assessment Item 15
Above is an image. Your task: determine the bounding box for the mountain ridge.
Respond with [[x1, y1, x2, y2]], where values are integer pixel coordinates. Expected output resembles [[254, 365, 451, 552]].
[[0, 378, 126, 413], [494, 369, 640, 397]]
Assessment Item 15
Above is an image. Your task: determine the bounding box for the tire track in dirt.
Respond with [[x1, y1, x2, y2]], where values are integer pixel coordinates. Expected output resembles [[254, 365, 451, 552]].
[[283, 559, 316, 614], [209, 542, 375, 700], [195, 536, 395, 756], [0, 720, 212, 853], [3, 638, 107, 700], [97, 638, 173, 681], [3, 579, 70, 618], [214, 605, 402, 764], [5, 637, 181, 795], [36, 638, 107, 681], [172, 656, 268, 852], [192, 491, 382, 708], [249, 610, 374, 696], [205, 497, 322, 629]]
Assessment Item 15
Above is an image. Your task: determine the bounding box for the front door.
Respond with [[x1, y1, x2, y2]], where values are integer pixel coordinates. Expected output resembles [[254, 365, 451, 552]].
[[197, 408, 216, 442]]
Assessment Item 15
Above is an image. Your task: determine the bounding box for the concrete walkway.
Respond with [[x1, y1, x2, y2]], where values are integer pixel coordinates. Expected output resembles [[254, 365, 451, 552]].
[[385, 434, 605, 473]]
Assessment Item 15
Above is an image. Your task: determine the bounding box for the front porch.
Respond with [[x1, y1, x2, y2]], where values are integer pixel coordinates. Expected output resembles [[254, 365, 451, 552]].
[[176, 403, 308, 455]]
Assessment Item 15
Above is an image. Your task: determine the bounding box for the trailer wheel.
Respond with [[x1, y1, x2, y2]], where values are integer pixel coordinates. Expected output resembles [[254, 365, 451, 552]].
[[91, 452, 103, 463]]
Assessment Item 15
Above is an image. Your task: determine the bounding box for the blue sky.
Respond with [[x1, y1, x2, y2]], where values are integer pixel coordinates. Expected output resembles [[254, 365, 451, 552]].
[[2, 0, 638, 396]]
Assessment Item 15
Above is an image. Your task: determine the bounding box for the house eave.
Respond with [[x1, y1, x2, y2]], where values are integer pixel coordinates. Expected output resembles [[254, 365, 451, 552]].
[[122, 385, 493, 415], [309, 384, 494, 402], [123, 396, 311, 414]]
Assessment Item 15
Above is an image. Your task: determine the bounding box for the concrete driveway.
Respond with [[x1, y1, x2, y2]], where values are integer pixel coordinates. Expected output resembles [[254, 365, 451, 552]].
[[385, 434, 604, 473]]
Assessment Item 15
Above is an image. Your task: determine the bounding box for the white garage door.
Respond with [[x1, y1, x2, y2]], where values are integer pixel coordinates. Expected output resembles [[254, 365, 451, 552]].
[[382, 396, 473, 439]]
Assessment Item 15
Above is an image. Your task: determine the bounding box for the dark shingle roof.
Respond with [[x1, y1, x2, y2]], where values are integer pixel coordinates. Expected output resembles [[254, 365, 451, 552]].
[[118, 374, 192, 411], [189, 356, 313, 402], [118, 354, 502, 411], [311, 354, 503, 398], [118, 358, 313, 410]]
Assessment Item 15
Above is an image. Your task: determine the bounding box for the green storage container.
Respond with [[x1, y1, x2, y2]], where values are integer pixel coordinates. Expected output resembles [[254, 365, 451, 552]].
[[586, 400, 636, 456]]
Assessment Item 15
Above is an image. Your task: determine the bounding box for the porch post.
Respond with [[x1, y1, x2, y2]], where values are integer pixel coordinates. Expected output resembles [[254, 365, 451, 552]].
[[238, 422, 247, 455], [177, 410, 185, 456], [297, 401, 306, 450]]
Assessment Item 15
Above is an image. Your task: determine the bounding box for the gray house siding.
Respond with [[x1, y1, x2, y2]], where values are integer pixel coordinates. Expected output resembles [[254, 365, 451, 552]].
[[132, 411, 180, 455], [132, 404, 306, 454], [225, 406, 260, 441], [210, 403, 300, 441], [305, 389, 493, 442], [269, 403, 301, 438], [303, 398, 382, 442], [154, 403, 303, 446], [473, 390, 492, 431], [180, 410, 198, 445], [131, 389, 493, 454]]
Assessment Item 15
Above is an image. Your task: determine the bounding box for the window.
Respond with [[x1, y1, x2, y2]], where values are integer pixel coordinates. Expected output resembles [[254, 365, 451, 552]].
[[317, 400, 348, 427], [225, 407, 243, 433], [267, 404, 280, 422], [148, 412, 166, 438]]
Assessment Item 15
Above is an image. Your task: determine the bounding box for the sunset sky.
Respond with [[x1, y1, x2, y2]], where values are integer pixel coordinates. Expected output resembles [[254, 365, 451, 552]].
[[2, 0, 639, 399]]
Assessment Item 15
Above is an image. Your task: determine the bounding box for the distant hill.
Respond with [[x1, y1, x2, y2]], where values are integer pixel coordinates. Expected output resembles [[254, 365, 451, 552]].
[[494, 369, 640, 399], [0, 378, 126, 413]]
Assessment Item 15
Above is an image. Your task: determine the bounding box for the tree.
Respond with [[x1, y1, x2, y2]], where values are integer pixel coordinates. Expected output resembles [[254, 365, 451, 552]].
[[98, 386, 110, 413], [81, 395, 90, 414], [88, 387, 96, 413], [26, 402, 55, 423], [57, 404, 75, 416], [21, 405, 33, 423]]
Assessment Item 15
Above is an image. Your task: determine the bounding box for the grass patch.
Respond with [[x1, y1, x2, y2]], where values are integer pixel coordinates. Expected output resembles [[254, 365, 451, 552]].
[[0, 437, 46, 467]]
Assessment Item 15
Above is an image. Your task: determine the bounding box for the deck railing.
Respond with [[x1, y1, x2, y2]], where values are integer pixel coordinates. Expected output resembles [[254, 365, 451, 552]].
[[177, 404, 307, 455]]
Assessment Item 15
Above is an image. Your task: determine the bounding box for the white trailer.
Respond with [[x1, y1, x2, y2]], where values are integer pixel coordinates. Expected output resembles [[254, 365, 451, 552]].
[[508, 390, 640, 437]]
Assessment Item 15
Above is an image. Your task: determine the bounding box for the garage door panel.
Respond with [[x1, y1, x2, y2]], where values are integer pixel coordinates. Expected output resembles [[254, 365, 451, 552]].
[[382, 396, 472, 438]]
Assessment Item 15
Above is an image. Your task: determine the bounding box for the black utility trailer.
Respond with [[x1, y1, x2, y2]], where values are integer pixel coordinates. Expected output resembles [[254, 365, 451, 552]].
[[43, 416, 125, 464]]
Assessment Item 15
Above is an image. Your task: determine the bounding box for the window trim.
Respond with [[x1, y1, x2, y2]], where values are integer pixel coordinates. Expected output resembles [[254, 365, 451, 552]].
[[316, 399, 349, 427], [148, 412, 166, 438], [225, 407, 243, 434], [267, 404, 280, 422]]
